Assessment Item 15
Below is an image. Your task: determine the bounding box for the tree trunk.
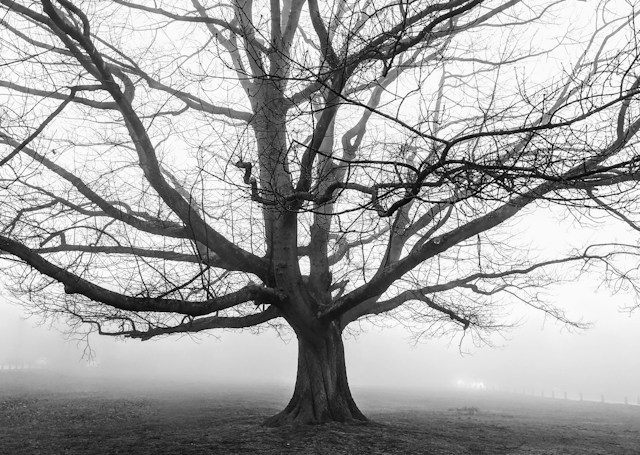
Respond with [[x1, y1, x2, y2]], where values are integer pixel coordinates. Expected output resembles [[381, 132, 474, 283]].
[[264, 322, 367, 426]]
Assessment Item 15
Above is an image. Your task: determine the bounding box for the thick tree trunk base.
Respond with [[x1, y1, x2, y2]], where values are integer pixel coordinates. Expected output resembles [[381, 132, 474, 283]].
[[264, 323, 367, 426], [263, 393, 367, 427]]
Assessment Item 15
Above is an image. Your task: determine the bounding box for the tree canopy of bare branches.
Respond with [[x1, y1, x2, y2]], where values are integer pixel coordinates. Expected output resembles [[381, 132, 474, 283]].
[[2, 0, 640, 425]]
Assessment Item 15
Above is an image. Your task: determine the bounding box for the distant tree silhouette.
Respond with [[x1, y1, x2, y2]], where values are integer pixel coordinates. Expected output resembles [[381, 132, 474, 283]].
[[1, 0, 640, 425]]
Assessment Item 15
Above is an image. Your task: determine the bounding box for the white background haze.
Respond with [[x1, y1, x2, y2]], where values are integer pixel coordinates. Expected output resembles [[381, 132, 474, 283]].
[[1, 206, 639, 404]]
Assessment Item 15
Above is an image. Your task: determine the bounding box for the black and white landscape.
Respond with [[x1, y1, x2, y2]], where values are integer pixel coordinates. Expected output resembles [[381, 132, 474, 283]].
[[1, 1, 640, 452]]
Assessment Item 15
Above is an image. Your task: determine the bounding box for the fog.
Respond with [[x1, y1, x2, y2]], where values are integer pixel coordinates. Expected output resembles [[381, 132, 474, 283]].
[[6, 208, 637, 403], [1, 276, 639, 405], [1, 203, 639, 406]]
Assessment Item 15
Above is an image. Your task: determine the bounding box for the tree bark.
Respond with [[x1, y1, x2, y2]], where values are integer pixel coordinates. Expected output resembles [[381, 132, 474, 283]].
[[264, 322, 367, 426]]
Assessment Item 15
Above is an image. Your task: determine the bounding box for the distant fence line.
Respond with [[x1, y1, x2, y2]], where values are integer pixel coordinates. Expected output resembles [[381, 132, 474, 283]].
[[0, 362, 42, 370], [505, 386, 640, 406], [455, 383, 639, 406], [0, 357, 52, 371], [0, 358, 100, 371]]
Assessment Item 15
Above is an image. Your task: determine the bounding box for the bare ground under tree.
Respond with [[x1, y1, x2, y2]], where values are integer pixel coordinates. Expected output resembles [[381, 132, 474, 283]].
[[1, 371, 638, 455]]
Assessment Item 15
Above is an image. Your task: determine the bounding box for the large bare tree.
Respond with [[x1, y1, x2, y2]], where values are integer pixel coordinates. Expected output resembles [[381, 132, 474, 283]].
[[2, 0, 640, 425]]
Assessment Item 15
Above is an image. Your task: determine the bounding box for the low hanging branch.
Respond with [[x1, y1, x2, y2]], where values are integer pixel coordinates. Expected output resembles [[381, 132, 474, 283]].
[[0, 234, 285, 316], [116, 306, 281, 341]]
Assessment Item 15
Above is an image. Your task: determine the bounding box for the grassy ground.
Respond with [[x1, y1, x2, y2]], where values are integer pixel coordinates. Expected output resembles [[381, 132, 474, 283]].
[[1, 370, 639, 454]]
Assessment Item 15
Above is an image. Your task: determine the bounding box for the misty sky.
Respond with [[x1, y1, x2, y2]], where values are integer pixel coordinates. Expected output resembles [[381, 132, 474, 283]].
[[2, 206, 640, 402], [1, 176, 640, 404], [2, 218, 639, 404]]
